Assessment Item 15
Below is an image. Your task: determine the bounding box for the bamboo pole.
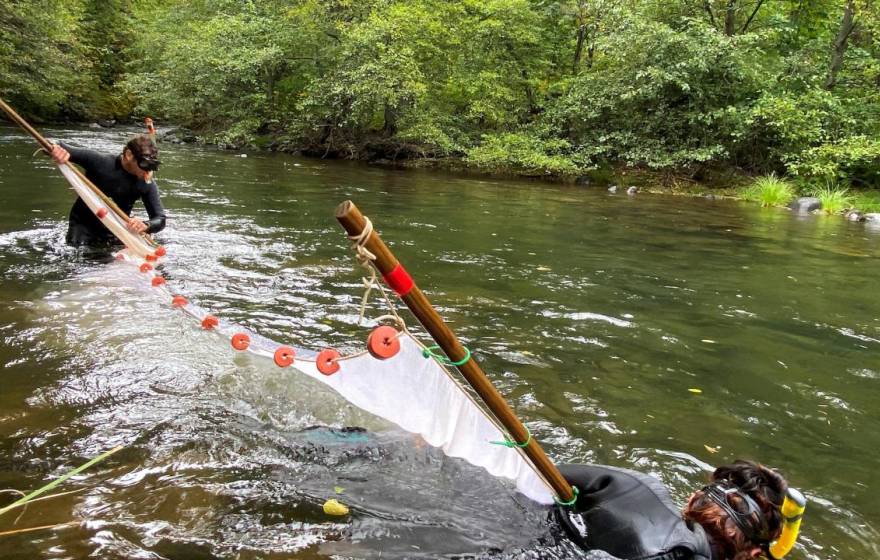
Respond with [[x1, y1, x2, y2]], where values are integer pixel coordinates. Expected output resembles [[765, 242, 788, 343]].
[[335, 201, 574, 503], [0, 97, 156, 247]]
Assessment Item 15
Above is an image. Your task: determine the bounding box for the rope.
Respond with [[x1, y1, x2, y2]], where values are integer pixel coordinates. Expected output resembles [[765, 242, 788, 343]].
[[347, 217, 406, 329], [554, 485, 579, 507], [489, 425, 531, 448], [422, 345, 471, 367]]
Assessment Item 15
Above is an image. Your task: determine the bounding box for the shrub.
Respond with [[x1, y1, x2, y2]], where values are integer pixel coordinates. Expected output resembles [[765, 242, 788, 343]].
[[466, 132, 582, 176], [741, 174, 795, 207], [811, 185, 853, 214], [853, 192, 880, 213]]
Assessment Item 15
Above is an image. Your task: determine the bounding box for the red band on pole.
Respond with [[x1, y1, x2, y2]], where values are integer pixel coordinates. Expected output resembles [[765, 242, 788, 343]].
[[382, 264, 415, 296]]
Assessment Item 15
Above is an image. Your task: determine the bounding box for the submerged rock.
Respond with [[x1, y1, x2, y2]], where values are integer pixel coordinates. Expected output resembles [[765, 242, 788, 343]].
[[845, 210, 866, 222], [97, 119, 116, 128], [788, 197, 821, 214], [626, 186, 638, 196], [865, 213, 880, 222]]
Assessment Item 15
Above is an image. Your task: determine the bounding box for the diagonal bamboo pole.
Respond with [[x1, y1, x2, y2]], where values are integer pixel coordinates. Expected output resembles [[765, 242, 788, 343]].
[[335, 200, 574, 503], [0, 97, 157, 247]]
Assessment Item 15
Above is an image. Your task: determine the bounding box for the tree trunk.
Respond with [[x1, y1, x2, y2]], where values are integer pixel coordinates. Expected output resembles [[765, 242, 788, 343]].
[[382, 103, 397, 137], [824, 0, 857, 90], [724, 0, 737, 36], [573, 24, 586, 74]]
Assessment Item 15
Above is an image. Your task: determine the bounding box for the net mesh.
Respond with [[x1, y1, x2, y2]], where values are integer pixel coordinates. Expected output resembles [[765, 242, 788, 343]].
[[60, 163, 556, 505]]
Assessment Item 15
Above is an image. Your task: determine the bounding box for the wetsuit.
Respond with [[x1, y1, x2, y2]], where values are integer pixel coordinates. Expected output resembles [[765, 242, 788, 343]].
[[555, 465, 713, 560], [60, 143, 166, 246]]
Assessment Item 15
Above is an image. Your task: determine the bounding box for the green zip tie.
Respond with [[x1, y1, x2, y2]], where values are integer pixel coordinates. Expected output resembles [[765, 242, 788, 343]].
[[489, 426, 531, 448], [422, 345, 471, 367], [0, 445, 123, 517], [554, 485, 580, 507]]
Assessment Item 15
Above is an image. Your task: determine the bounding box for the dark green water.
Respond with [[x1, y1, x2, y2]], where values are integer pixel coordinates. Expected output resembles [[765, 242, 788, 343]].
[[1, 125, 879, 559]]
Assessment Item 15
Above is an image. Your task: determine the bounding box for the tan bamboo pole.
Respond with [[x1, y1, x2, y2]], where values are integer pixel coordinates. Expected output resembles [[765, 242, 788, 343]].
[[0, 97, 156, 247], [335, 200, 574, 503]]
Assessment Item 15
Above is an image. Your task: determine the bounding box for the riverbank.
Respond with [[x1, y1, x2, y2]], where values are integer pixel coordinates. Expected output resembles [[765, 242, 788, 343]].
[[154, 124, 880, 223]]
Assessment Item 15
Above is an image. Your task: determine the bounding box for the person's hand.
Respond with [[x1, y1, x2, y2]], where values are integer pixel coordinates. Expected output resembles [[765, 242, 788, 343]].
[[50, 144, 70, 165], [127, 218, 148, 234]]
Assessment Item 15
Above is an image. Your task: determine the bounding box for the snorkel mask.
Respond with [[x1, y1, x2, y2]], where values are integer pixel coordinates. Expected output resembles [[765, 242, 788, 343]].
[[704, 483, 806, 559], [135, 153, 161, 172]]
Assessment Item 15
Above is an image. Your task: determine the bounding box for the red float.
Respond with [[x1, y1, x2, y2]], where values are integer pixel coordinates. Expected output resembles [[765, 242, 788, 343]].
[[139, 263, 153, 273], [367, 325, 401, 359], [231, 333, 250, 351], [274, 346, 295, 367], [316, 349, 341, 375], [151, 276, 166, 287], [171, 295, 188, 308], [96, 207, 108, 219], [201, 315, 219, 330], [145, 254, 157, 262], [154, 246, 167, 257]]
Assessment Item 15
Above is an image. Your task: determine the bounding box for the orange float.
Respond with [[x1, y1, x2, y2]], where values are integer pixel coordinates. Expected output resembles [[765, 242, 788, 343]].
[[231, 333, 250, 351], [274, 346, 295, 367], [154, 246, 167, 257], [145, 254, 157, 262], [151, 276, 166, 287], [367, 325, 400, 359], [96, 207, 108, 219], [139, 263, 153, 273], [316, 349, 341, 375], [171, 295, 188, 307], [201, 315, 219, 330]]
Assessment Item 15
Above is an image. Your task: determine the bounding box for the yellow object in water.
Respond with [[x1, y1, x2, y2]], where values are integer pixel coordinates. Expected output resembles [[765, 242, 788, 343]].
[[323, 498, 350, 516], [769, 488, 806, 559]]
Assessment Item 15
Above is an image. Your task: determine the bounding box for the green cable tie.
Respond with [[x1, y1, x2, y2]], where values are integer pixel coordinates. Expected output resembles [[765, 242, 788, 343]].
[[489, 426, 531, 448], [554, 485, 579, 507], [422, 345, 471, 367]]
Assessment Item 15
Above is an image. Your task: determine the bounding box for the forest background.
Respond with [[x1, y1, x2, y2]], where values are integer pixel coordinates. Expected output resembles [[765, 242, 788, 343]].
[[2, 0, 879, 193]]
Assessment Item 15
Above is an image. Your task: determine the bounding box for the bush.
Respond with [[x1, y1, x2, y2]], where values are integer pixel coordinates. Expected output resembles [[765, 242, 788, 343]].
[[853, 192, 880, 213], [811, 185, 853, 214], [741, 174, 795, 207], [466, 131, 582, 176]]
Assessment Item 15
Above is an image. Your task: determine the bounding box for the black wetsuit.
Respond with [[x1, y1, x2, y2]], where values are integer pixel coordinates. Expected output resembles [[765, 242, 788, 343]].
[[61, 143, 166, 246], [555, 465, 713, 560]]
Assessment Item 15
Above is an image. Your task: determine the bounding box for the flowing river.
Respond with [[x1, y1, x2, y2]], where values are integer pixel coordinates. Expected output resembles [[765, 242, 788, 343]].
[[1, 125, 879, 559]]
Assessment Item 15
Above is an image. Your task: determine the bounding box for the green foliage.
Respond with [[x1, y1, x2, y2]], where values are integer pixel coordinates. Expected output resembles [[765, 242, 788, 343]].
[[741, 174, 796, 207], [466, 131, 581, 176], [550, 20, 764, 171], [811, 184, 854, 214], [4, 0, 880, 186], [0, 1, 89, 118], [852, 192, 880, 213]]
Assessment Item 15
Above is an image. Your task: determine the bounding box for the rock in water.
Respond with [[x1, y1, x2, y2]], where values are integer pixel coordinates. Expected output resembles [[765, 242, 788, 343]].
[[845, 210, 866, 222], [626, 186, 638, 196], [788, 197, 821, 214], [607, 185, 618, 194]]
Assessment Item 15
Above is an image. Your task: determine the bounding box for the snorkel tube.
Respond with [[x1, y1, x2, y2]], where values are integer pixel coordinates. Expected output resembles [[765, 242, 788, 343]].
[[768, 488, 806, 559]]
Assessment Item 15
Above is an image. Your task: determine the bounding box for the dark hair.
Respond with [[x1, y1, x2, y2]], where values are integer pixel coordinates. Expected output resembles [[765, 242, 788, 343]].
[[125, 135, 160, 170], [683, 460, 788, 560]]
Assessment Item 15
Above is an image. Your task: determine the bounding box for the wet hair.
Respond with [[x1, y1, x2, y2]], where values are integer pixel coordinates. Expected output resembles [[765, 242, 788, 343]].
[[683, 460, 788, 560], [124, 135, 159, 168]]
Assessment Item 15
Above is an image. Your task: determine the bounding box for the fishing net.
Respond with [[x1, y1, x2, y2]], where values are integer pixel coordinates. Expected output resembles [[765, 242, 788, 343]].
[[58, 163, 157, 258], [57, 160, 556, 504]]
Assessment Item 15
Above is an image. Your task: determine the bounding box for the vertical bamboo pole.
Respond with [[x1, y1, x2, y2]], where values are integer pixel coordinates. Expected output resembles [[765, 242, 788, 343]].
[[336, 200, 574, 503]]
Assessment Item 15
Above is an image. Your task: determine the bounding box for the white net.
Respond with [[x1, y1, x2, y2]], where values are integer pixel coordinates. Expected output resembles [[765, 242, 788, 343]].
[[57, 161, 556, 505], [58, 163, 156, 258]]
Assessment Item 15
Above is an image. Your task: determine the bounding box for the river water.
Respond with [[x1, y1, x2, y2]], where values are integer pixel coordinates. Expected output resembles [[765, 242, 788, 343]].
[[1, 125, 879, 559]]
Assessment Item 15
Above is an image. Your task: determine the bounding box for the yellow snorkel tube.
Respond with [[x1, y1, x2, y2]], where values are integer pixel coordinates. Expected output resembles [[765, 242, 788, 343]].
[[768, 488, 806, 559]]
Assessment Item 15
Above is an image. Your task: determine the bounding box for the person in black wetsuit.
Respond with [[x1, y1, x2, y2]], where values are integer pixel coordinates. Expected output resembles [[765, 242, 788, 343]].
[[49, 135, 166, 246], [555, 460, 788, 560]]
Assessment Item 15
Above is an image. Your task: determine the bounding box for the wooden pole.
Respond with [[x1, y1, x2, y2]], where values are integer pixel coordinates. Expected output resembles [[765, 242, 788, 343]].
[[0, 97, 156, 246], [335, 200, 574, 503]]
